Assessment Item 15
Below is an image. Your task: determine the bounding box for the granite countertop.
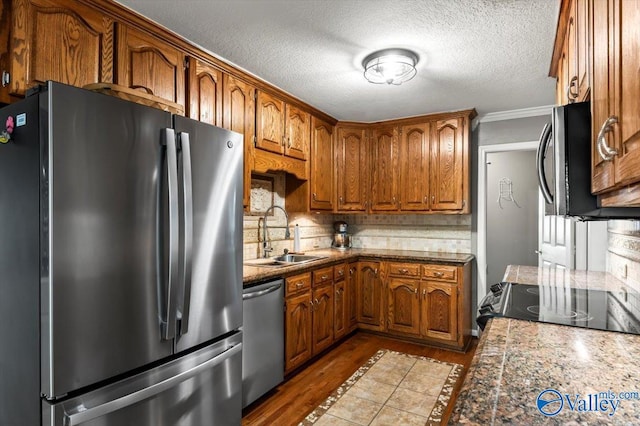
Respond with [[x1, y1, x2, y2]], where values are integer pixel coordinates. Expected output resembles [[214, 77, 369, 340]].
[[450, 265, 640, 425], [243, 248, 474, 285]]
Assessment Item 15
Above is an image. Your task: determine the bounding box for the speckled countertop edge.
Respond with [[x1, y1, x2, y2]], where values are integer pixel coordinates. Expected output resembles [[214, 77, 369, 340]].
[[450, 265, 640, 425], [243, 248, 474, 285]]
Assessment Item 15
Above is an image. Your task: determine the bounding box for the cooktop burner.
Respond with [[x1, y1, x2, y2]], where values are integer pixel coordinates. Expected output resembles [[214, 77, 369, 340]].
[[478, 282, 640, 334]]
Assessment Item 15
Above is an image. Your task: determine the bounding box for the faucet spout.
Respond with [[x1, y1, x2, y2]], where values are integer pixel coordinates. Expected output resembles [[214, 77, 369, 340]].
[[262, 205, 290, 258]]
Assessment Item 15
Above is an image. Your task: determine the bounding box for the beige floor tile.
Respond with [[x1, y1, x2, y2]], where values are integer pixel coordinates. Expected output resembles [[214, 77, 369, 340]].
[[325, 394, 383, 425], [375, 352, 417, 371], [410, 360, 453, 381], [385, 387, 438, 418], [362, 362, 409, 386], [370, 406, 429, 426], [314, 413, 360, 426], [399, 373, 444, 396], [346, 377, 396, 404]]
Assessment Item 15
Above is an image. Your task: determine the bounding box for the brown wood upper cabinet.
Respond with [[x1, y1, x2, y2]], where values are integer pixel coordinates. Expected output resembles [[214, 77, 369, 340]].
[[431, 117, 466, 211], [309, 116, 334, 211], [188, 57, 222, 126], [336, 126, 368, 212], [589, 0, 640, 204], [256, 90, 310, 161], [115, 24, 186, 108], [554, 0, 589, 105], [8, 0, 115, 98], [370, 125, 399, 212], [400, 123, 430, 211], [222, 74, 256, 209]]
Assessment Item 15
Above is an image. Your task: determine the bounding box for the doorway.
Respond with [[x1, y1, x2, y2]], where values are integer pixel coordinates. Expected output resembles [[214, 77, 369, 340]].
[[477, 141, 539, 299]]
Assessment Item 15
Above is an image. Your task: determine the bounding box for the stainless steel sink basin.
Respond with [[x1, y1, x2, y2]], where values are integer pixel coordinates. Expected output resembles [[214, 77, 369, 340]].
[[272, 254, 324, 264], [244, 254, 325, 268]]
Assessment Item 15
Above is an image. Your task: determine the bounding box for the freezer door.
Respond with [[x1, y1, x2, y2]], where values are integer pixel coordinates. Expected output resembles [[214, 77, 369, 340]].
[[42, 83, 174, 398], [42, 333, 242, 426], [173, 116, 243, 352]]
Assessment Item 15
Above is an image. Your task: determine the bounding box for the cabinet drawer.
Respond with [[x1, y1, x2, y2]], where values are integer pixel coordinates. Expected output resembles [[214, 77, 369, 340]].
[[313, 266, 334, 286], [286, 272, 311, 295], [387, 262, 420, 277], [422, 265, 457, 282], [334, 264, 347, 282]]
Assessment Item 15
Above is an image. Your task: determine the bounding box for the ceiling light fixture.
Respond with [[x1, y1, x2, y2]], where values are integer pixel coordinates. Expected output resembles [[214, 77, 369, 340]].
[[362, 48, 419, 85]]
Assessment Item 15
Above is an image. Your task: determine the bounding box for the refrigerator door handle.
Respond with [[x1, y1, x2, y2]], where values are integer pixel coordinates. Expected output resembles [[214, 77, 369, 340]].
[[161, 128, 180, 340], [63, 343, 242, 426], [178, 131, 193, 336]]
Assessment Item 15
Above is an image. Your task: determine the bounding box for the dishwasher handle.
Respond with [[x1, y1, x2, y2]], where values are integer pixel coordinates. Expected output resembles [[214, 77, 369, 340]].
[[243, 283, 282, 300]]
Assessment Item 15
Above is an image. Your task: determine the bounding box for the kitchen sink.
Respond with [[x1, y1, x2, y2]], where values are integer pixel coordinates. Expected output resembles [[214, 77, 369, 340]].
[[244, 254, 325, 268], [272, 254, 325, 264]]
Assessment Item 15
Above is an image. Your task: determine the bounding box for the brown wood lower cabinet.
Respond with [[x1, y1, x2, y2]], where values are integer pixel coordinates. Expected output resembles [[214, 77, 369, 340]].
[[284, 258, 470, 374], [311, 282, 334, 355], [384, 261, 470, 350], [284, 283, 312, 373], [421, 281, 458, 343], [356, 261, 383, 330], [347, 262, 358, 331], [387, 277, 420, 335]]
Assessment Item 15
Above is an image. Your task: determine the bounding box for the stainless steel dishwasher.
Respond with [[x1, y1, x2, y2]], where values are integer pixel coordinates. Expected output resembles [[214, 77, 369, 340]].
[[242, 278, 284, 408]]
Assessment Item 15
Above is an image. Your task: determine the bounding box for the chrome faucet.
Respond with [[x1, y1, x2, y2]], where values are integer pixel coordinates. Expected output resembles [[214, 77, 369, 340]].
[[262, 205, 290, 258]]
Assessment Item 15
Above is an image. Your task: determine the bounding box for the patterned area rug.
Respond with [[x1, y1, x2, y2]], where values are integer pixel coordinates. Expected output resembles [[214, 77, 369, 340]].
[[300, 349, 463, 426]]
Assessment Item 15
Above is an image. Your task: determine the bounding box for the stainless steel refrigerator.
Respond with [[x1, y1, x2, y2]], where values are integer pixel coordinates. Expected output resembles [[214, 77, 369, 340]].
[[0, 82, 243, 426]]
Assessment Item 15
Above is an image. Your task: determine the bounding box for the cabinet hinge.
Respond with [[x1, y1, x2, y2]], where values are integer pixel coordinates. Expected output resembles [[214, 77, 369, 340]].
[[183, 57, 189, 69], [253, 135, 257, 146]]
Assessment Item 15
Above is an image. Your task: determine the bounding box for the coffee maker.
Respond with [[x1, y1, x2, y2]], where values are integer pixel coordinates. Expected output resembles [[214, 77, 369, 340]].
[[332, 221, 352, 250]]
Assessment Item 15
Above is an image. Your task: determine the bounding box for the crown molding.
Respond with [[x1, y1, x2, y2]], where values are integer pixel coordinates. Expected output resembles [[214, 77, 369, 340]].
[[471, 104, 554, 130]]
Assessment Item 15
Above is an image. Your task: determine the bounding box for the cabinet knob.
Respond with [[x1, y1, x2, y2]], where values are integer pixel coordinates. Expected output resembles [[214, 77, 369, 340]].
[[399, 268, 409, 274], [321, 275, 329, 281], [596, 116, 619, 161], [312, 193, 317, 201], [338, 269, 344, 276], [296, 281, 304, 288], [434, 271, 444, 277]]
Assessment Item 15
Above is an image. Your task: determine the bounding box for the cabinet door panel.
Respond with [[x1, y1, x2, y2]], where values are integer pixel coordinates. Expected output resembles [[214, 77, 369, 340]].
[[387, 278, 420, 335], [371, 126, 399, 211], [116, 24, 185, 107], [336, 127, 368, 211], [256, 91, 285, 154], [312, 284, 333, 355], [310, 117, 334, 210], [11, 0, 114, 95], [285, 292, 312, 373], [188, 58, 222, 126], [431, 118, 464, 210], [286, 104, 310, 160], [590, 0, 616, 193], [614, 0, 640, 187], [334, 281, 347, 340], [223, 74, 255, 208], [421, 281, 458, 342], [400, 123, 429, 211], [347, 263, 358, 330], [356, 262, 382, 328]]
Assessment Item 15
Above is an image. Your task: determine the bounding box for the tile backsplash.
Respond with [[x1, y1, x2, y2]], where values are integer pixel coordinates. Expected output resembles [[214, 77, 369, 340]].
[[607, 220, 640, 292], [243, 174, 472, 260]]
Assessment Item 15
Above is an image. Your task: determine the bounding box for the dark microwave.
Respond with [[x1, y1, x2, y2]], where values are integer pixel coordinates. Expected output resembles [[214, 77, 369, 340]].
[[536, 101, 640, 219]]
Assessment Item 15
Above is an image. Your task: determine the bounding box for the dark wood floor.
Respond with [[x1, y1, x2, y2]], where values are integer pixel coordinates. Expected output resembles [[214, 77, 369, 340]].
[[242, 332, 478, 426]]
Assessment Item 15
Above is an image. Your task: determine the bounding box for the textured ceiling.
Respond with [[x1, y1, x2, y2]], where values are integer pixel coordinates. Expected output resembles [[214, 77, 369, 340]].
[[115, 0, 560, 122]]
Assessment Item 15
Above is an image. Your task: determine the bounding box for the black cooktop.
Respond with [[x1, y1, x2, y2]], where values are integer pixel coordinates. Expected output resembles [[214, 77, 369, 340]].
[[497, 283, 640, 334]]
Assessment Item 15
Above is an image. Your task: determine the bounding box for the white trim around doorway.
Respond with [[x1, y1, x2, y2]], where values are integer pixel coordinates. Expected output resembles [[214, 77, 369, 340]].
[[477, 141, 539, 302]]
